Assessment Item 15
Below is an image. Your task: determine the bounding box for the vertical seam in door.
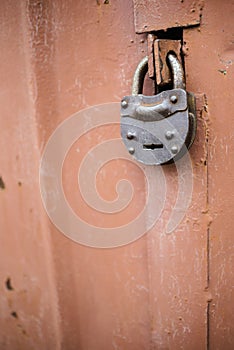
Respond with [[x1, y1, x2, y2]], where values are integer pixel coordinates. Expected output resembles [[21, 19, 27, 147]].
[[204, 94, 210, 350], [206, 228, 210, 350]]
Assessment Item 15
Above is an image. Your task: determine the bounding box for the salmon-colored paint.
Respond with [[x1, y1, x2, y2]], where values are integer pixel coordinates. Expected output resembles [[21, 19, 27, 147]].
[[184, 2, 234, 347], [133, 0, 203, 32], [0, 1, 233, 349]]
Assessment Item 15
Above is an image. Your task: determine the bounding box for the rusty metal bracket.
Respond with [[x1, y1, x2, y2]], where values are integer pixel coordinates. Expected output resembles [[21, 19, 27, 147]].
[[147, 33, 156, 79], [154, 39, 182, 88], [146, 37, 183, 89]]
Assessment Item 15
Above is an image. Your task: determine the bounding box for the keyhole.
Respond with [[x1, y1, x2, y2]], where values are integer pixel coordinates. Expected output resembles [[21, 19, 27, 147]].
[[143, 143, 164, 150]]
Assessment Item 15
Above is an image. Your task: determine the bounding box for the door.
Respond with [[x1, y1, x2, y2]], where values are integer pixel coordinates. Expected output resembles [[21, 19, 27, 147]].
[[0, 0, 233, 349]]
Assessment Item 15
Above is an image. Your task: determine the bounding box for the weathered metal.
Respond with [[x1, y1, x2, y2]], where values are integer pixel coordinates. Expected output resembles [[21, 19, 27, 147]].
[[0, 0, 233, 349], [167, 53, 185, 89], [133, 0, 204, 32], [147, 33, 156, 79], [131, 56, 148, 95], [154, 39, 182, 88], [121, 53, 196, 165]]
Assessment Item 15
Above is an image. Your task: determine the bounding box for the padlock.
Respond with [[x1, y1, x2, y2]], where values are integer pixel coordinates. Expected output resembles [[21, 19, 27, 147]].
[[120, 53, 196, 165]]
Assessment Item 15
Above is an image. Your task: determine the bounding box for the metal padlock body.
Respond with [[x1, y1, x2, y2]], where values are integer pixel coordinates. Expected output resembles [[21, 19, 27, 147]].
[[120, 53, 196, 165], [121, 88, 192, 165]]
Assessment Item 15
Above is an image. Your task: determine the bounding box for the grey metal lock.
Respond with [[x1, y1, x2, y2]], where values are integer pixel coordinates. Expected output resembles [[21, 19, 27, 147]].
[[120, 53, 196, 165]]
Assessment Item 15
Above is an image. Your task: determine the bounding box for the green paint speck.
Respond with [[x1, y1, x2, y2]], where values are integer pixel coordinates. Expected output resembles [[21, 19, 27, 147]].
[[218, 69, 227, 75]]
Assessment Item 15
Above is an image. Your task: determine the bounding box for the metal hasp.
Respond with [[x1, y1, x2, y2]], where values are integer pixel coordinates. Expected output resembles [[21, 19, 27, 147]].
[[120, 45, 196, 166]]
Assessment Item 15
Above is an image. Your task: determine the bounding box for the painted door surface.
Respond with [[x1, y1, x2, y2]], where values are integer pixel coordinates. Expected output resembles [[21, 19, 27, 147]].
[[0, 1, 233, 349]]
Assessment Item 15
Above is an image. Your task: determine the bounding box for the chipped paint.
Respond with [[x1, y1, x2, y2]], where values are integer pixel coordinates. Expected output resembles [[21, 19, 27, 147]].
[[0, 0, 233, 349]]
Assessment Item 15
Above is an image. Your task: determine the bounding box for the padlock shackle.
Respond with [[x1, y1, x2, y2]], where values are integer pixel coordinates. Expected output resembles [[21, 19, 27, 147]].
[[167, 53, 185, 90], [132, 56, 148, 95], [131, 53, 185, 95]]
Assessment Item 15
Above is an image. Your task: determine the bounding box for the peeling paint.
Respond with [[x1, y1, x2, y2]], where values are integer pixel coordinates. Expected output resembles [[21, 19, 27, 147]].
[[0, 176, 5, 190]]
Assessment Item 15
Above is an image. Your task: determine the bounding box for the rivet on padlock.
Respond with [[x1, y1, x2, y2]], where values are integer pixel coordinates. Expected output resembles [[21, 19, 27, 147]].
[[121, 53, 196, 165]]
